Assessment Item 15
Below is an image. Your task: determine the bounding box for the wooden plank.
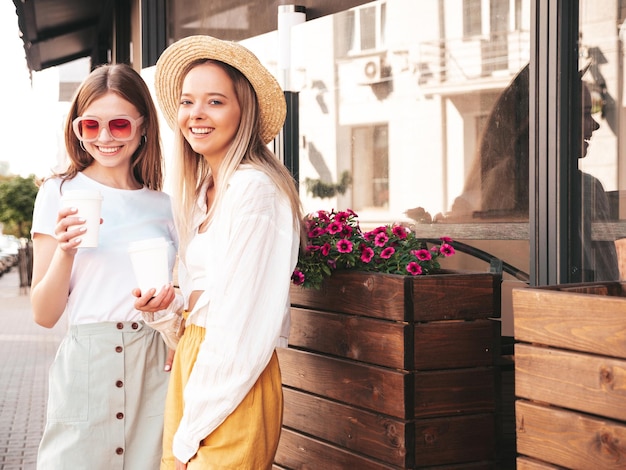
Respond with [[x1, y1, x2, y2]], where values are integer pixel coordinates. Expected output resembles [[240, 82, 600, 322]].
[[513, 288, 626, 358], [409, 273, 501, 321], [414, 414, 495, 467], [515, 343, 626, 421], [413, 320, 498, 370], [535, 280, 625, 295], [275, 428, 399, 470], [290, 271, 500, 322], [289, 307, 408, 369], [414, 368, 496, 418], [282, 388, 410, 467], [277, 347, 409, 418], [290, 271, 406, 320], [411, 222, 529, 240], [516, 456, 565, 469], [516, 400, 626, 469]]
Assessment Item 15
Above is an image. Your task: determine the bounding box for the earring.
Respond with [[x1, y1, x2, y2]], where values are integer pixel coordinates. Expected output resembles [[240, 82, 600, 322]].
[[79, 141, 86, 151], [141, 135, 147, 145]]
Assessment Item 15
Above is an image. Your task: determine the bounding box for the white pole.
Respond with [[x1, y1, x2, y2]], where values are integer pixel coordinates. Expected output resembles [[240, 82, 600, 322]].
[[278, 5, 306, 91]]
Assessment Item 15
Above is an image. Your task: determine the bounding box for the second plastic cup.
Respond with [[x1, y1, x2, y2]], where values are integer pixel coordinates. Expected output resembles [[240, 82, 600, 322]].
[[60, 190, 103, 248], [128, 237, 170, 294]]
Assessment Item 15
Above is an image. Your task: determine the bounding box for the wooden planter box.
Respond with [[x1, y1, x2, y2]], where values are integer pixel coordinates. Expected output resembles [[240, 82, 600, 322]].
[[273, 270, 502, 469], [513, 281, 626, 469]]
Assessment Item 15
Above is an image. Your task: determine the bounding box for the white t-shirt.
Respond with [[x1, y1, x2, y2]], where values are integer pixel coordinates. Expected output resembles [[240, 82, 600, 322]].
[[31, 172, 178, 325]]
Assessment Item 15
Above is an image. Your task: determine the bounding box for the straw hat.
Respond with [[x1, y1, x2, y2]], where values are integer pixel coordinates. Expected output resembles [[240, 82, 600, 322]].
[[155, 35, 286, 144]]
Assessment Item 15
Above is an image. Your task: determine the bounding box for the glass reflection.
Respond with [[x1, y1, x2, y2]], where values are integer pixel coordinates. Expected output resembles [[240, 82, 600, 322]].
[[576, 3, 623, 281], [287, 0, 531, 279]]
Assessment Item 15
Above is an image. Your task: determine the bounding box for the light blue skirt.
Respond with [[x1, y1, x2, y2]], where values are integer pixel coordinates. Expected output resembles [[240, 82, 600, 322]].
[[37, 321, 169, 470]]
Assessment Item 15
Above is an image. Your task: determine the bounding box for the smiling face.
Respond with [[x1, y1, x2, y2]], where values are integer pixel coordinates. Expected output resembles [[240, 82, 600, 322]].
[[79, 92, 144, 172], [177, 62, 242, 167]]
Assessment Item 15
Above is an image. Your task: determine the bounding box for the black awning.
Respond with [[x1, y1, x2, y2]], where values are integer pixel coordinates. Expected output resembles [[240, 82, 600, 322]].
[[12, 0, 112, 72]]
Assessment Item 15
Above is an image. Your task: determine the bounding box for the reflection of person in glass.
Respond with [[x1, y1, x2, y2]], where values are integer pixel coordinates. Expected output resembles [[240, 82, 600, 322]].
[[447, 64, 529, 218], [577, 82, 619, 281], [441, 64, 618, 281]]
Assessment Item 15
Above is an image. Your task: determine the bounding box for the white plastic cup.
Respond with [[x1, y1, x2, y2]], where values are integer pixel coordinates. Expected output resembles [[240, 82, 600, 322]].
[[128, 237, 170, 294], [60, 190, 103, 248]]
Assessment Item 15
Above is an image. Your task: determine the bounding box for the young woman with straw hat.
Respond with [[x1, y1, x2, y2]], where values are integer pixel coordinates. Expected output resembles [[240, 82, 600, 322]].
[[134, 35, 303, 469]]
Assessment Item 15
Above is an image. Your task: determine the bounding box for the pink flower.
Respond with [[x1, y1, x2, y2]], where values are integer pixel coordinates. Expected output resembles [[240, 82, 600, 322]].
[[440, 236, 453, 243], [335, 211, 350, 223], [374, 232, 389, 247], [440, 243, 455, 256], [328, 221, 343, 234], [308, 227, 326, 238], [406, 262, 422, 275], [392, 225, 408, 239], [380, 247, 395, 259], [321, 243, 331, 256], [316, 210, 331, 223], [291, 270, 305, 285], [360, 246, 374, 263], [412, 249, 432, 261], [336, 239, 353, 253]]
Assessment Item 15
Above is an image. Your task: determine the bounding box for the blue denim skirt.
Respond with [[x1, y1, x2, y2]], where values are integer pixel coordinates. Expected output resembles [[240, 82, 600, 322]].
[[37, 321, 169, 470]]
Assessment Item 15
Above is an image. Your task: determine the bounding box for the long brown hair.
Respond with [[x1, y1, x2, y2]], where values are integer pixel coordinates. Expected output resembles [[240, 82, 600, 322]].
[[59, 63, 164, 190]]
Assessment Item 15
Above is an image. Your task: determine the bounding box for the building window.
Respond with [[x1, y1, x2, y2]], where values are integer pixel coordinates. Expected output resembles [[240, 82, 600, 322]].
[[352, 125, 389, 210], [348, 1, 386, 54], [463, 0, 483, 37]]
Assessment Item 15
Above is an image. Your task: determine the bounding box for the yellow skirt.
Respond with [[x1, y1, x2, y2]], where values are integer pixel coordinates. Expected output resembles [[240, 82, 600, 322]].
[[161, 323, 283, 470]]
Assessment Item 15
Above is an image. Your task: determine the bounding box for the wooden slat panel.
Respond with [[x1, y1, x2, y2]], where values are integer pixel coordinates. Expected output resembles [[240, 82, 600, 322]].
[[515, 343, 626, 421], [409, 273, 501, 321], [290, 271, 500, 322], [516, 400, 626, 469], [513, 288, 626, 358], [289, 307, 408, 369], [282, 388, 410, 467], [278, 348, 409, 418], [516, 456, 565, 469], [275, 428, 399, 470], [414, 320, 498, 370], [539, 281, 625, 296], [414, 368, 496, 418], [290, 271, 406, 320], [414, 414, 495, 467]]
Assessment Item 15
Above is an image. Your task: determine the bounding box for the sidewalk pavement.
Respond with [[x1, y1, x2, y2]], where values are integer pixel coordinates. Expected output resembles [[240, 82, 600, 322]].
[[0, 267, 66, 470]]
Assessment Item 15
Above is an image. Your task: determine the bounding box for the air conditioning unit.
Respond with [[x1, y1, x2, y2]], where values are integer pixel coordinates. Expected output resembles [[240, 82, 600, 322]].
[[354, 56, 389, 84]]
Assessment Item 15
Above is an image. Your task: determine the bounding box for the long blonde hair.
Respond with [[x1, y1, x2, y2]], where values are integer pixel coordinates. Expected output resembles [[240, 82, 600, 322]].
[[171, 59, 303, 252]]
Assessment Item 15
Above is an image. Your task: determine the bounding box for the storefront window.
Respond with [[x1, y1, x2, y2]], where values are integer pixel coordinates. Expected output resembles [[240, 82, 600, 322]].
[[267, 0, 533, 284]]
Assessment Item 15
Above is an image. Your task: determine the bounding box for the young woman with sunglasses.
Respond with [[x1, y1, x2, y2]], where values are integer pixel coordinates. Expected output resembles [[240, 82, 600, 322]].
[[30, 63, 178, 469]]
